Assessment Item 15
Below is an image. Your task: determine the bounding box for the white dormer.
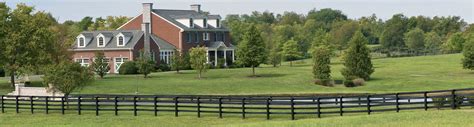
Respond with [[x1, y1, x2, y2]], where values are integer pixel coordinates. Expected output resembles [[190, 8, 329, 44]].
[[116, 32, 132, 46], [203, 18, 208, 28], [208, 18, 221, 28], [189, 18, 194, 28], [77, 35, 86, 48], [97, 34, 106, 47], [117, 33, 125, 46]]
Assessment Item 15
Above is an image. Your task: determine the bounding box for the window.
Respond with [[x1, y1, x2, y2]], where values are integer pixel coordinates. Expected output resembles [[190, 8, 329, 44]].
[[76, 58, 90, 67], [114, 57, 129, 73], [160, 51, 174, 64], [98, 37, 105, 47], [203, 18, 208, 28], [118, 36, 124, 46], [78, 37, 85, 47], [216, 19, 220, 28], [187, 33, 192, 43], [203, 32, 209, 41], [195, 32, 199, 43], [189, 18, 194, 28]]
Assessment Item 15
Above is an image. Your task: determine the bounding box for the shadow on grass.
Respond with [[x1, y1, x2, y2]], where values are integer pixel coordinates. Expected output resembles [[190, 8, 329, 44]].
[[245, 73, 287, 78]]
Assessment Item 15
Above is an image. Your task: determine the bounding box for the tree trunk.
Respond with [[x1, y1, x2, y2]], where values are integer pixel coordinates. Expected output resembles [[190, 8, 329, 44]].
[[290, 61, 293, 67], [198, 70, 202, 79], [10, 72, 15, 88], [252, 65, 255, 77]]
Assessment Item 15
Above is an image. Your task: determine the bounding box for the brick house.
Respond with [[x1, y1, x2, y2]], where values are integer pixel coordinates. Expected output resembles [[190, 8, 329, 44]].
[[70, 3, 235, 73]]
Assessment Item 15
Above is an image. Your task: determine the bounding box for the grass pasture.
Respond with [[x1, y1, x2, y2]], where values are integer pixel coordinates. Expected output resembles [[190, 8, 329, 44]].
[[0, 109, 472, 127], [0, 54, 473, 95]]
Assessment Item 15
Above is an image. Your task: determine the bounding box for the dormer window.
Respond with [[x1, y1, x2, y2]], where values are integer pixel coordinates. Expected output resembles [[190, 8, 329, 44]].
[[203, 18, 208, 28], [78, 37, 85, 47], [117, 36, 124, 46], [189, 18, 194, 28], [98, 37, 105, 47], [216, 19, 220, 28]]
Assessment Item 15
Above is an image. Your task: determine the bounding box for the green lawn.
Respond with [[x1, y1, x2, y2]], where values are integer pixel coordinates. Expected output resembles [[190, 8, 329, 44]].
[[1, 54, 473, 95], [0, 109, 472, 127]]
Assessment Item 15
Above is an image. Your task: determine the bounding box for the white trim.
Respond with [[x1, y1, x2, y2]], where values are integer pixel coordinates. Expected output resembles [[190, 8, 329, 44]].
[[97, 34, 106, 47], [116, 33, 125, 46], [203, 32, 209, 41], [116, 15, 141, 30], [151, 12, 184, 31], [77, 35, 86, 48]]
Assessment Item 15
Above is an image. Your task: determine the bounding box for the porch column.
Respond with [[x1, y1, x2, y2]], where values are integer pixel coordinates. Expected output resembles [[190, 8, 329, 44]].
[[224, 49, 227, 66], [232, 50, 235, 62], [206, 50, 209, 63], [214, 50, 218, 66]]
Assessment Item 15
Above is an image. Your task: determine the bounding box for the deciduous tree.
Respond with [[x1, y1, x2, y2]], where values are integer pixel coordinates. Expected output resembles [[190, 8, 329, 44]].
[[135, 52, 156, 78], [443, 32, 466, 53], [189, 46, 209, 79], [43, 61, 94, 98], [462, 34, 474, 70], [236, 24, 266, 76], [404, 28, 425, 54], [90, 52, 110, 79], [282, 38, 302, 67], [170, 50, 186, 73]]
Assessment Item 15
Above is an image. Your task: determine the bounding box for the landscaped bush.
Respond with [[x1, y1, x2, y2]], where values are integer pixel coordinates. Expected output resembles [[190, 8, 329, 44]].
[[314, 79, 333, 87], [352, 78, 365, 86], [157, 61, 171, 72], [432, 98, 447, 109], [215, 58, 226, 69], [343, 80, 357, 87], [119, 61, 138, 75]]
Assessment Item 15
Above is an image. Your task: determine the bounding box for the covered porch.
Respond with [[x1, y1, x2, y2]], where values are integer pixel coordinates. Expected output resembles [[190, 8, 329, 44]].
[[206, 41, 235, 67]]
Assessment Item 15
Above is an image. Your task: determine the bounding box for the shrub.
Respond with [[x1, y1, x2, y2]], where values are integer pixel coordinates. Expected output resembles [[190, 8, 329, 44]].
[[215, 58, 226, 69], [157, 61, 171, 72], [314, 79, 333, 87], [352, 78, 365, 86], [343, 80, 357, 87], [432, 98, 447, 109], [119, 61, 138, 75]]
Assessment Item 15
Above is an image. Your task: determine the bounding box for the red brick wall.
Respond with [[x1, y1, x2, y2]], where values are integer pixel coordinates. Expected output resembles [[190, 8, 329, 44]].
[[150, 13, 182, 49], [133, 35, 161, 65], [72, 50, 133, 73], [120, 15, 143, 30]]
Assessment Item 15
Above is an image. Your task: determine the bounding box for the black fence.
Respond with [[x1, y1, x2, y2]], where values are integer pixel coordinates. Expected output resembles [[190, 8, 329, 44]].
[[1, 88, 473, 120]]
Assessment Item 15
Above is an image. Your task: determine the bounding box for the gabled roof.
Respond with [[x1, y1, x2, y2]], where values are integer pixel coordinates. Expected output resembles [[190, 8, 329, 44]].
[[150, 34, 176, 50], [152, 9, 228, 31], [72, 30, 143, 50], [206, 41, 235, 49]]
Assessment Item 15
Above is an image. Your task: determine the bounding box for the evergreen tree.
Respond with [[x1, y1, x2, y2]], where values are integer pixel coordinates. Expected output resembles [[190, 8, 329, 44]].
[[282, 38, 302, 67], [135, 52, 155, 78], [312, 45, 332, 86], [341, 31, 374, 80], [189, 46, 209, 79], [90, 51, 110, 79], [462, 34, 474, 70], [236, 24, 266, 76]]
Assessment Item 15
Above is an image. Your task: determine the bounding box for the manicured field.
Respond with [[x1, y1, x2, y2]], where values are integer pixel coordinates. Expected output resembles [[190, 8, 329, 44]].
[[1, 54, 473, 95], [0, 109, 472, 127]]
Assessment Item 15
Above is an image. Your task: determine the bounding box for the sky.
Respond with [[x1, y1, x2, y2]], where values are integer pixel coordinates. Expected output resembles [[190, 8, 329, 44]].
[[2, 0, 473, 23]]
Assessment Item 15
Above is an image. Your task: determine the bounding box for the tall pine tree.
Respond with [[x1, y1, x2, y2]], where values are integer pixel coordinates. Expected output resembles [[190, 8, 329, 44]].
[[312, 45, 332, 86], [341, 31, 374, 80], [462, 34, 474, 71], [236, 24, 266, 76]]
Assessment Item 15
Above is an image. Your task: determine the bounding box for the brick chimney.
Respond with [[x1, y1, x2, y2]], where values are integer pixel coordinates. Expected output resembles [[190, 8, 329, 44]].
[[190, 4, 201, 13], [142, 3, 152, 56]]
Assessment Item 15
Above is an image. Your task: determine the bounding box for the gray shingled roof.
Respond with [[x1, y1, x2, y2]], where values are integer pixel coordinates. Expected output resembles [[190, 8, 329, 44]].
[[152, 9, 228, 31], [151, 34, 176, 50], [72, 30, 143, 50], [206, 41, 235, 49]]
